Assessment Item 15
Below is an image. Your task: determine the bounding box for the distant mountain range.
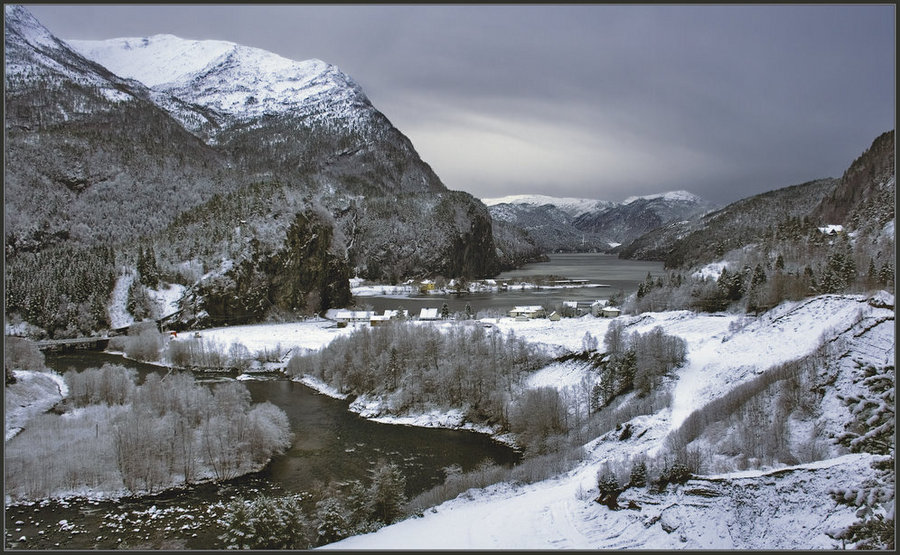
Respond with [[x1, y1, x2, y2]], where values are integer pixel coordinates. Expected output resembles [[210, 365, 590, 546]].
[[482, 190, 716, 253]]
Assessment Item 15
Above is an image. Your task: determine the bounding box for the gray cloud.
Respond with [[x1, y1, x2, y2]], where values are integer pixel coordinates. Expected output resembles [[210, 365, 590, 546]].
[[26, 4, 895, 205]]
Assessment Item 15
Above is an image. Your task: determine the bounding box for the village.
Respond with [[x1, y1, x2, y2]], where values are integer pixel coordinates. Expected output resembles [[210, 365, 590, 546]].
[[332, 299, 621, 328], [334, 276, 621, 327]]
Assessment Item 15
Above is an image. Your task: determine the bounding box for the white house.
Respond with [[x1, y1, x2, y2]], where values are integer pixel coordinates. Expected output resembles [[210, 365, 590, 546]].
[[591, 300, 608, 317], [508, 305, 546, 319], [334, 310, 375, 324], [601, 306, 621, 318]]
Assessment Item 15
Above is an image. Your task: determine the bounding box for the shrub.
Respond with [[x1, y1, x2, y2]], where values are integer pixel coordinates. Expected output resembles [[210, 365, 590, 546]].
[[4, 336, 46, 372], [218, 495, 312, 550], [124, 321, 164, 362]]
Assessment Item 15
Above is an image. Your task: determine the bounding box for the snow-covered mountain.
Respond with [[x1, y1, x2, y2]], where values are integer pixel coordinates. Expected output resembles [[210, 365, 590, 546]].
[[67, 35, 373, 138], [483, 194, 617, 219], [483, 190, 715, 253], [5, 5, 502, 330]]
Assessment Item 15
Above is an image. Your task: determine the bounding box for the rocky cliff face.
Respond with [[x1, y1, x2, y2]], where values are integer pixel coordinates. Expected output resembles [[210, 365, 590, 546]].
[[186, 212, 351, 327]]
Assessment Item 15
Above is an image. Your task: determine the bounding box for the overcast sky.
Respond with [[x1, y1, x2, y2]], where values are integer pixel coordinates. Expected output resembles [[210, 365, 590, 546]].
[[25, 3, 896, 205]]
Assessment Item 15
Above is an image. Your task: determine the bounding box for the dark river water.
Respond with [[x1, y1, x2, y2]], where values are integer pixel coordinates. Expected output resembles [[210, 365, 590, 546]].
[[4, 253, 663, 550], [5, 353, 520, 550]]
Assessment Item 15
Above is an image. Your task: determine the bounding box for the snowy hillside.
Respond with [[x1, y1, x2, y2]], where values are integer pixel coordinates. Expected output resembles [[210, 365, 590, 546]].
[[316, 291, 894, 549]]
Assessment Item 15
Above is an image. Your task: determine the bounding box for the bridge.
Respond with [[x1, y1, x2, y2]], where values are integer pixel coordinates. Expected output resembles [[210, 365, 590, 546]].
[[33, 336, 111, 352]]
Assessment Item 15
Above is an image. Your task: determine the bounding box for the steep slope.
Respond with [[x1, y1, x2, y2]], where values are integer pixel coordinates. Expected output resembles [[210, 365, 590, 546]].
[[811, 130, 895, 229], [4, 5, 228, 252], [620, 130, 894, 276], [68, 34, 500, 281], [618, 178, 838, 267]]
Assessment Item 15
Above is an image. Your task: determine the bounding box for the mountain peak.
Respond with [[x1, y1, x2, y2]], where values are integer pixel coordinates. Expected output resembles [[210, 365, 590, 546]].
[[67, 35, 369, 125], [621, 190, 701, 205]]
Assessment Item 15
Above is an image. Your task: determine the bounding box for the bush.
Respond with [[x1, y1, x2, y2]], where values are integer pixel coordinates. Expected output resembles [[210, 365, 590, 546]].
[[4, 336, 46, 373], [124, 321, 164, 362], [596, 464, 623, 509], [64, 364, 136, 407], [628, 459, 647, 488]]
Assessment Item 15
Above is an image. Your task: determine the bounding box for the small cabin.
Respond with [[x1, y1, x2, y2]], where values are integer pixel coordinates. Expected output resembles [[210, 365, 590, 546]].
[[548, 311, 562, 321], [508, 305, 546, 319], [601, 306, 621, 318]]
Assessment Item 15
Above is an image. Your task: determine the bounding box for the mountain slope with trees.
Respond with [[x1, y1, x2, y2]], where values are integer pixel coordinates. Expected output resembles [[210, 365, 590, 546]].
[[3, 6, 500, 334]]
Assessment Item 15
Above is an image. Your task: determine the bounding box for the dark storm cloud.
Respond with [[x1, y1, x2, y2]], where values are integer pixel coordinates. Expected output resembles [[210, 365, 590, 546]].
[[25, 4, 895, 205]]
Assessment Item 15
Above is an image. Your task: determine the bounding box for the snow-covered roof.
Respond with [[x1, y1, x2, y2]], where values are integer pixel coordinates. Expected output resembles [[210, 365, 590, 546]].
[[419, 308, 440, 319]]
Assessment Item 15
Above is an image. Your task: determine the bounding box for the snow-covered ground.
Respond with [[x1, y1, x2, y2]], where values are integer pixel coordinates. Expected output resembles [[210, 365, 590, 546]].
[[171, 318, 355, 360], [5, 370, 68, 441], [313, 291, 894, 550], [108, 273, 185, 329], [107, 271, 135, 329], [323, 452, 881, 550]]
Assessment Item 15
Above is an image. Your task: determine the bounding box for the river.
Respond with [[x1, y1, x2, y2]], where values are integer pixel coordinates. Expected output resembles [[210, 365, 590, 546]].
[[4, 253, 663, 550]]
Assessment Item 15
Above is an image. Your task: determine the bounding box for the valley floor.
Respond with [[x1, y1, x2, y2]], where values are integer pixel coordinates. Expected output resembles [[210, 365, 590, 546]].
[[7, 291, 893, 548]]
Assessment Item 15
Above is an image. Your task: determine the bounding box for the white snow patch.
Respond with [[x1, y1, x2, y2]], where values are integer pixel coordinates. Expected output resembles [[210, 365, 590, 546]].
[[108, 271, 135, 329], [692, 261, 728, 281]]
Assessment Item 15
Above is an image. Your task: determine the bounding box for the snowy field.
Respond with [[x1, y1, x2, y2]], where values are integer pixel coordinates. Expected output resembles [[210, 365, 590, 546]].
[[314, 291, 894, 550], [171, 318, 356, 358]]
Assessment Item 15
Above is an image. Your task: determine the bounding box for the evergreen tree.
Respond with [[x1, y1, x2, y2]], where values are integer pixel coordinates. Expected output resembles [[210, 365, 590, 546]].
[[879, 263, 894, 288], [218, 497, 255, 549], [440, 302, 450, 319], [315, 496, 350, 546], [595, 465, 622, 509], [367, 459, 407, 525], [628, 460, 647, 488]]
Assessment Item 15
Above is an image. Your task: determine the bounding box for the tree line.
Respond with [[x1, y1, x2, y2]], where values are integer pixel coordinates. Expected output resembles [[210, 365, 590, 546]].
[[287, 322, 549, 432]]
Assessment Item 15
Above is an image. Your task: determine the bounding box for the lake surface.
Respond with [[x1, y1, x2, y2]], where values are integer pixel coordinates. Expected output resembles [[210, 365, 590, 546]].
[[359, 253, 664, 315]]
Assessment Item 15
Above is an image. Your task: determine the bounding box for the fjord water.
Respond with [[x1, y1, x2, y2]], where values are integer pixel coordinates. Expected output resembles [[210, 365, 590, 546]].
[[362, 253, 666, 314]]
